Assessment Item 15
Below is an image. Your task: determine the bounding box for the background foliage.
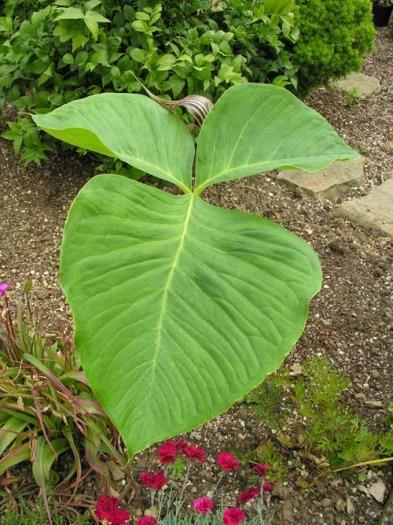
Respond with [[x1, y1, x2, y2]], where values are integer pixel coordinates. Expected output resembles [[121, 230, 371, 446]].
[[0, 0, 374, 165], [0, 0, 298, 164], [294, 0, 375, 93]]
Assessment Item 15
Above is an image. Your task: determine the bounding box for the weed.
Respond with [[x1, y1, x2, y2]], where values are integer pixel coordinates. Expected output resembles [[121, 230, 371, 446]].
[[248, 357, 393, 470], [345, 87, 361, 105]]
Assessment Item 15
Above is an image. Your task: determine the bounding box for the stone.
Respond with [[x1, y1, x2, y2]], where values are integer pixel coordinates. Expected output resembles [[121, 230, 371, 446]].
[[365, 399, 383, 408], [379, 487, 393, 525], [339, 176, 393, 236], [277, 157, 364, 200], [332, 73, 381, 98], [281, 500, 294, 521], [369, 480, 386, 503], [346, 496, 355, 515]]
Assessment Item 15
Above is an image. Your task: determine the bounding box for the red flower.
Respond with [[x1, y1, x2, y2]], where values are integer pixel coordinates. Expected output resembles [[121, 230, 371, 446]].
[[251, 463, 269, 477], [136, 517, 157, 525], [158, 440, 177, 464], [262, 482, 275, 493], [183, 444, 206, 462], [193, 496, 214, 514], [173, 439, 188, 453], [216, 451, 239, 473], [223, 507, 246, 525], [95, 495, 130, 525], [238, 487, 260, 504], [139, 470, 167, 490]]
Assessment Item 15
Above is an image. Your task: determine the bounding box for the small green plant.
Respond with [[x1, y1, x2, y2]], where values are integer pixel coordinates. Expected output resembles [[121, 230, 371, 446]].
[[345, 87, 361, 106], [249, 357, 393, 469], [32, 83, 356, 456], [254, 442, 289, 483], [0, 283, 127, 524]]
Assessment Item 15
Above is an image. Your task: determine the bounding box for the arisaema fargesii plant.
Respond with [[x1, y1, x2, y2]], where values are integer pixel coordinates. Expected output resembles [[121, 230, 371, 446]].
[[33, 84, 358, 457]]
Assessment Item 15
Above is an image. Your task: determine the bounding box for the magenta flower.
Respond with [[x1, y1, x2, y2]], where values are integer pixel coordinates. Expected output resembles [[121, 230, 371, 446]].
[[183, 444, 206, 462], [136, 517, 157, 525], [95, 495, 130, 525], [238, 487, 260, 504], [262, 481, 275, 493], [139, 470, 167, 490], [173, 438, 188, 453], [216, 451, 239, 473], [157, 440, 178, 464], [251, 463, 269, 477], [0, 283, 12, 296], [223, 507, 246, 525], [193, 496, 214, 514]]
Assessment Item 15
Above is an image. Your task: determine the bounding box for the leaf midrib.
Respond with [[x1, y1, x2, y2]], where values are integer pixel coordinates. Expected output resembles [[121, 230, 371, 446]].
[[140, 194, 195, 432]]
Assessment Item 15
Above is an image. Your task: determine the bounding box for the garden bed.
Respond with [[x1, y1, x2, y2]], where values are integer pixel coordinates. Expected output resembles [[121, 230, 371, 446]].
[[0, 27, 392, 525]]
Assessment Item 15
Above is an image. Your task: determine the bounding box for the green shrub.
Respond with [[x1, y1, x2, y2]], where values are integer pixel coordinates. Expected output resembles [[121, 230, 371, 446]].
[[294, 0, 375, 93], [0, 0, 298, 164]]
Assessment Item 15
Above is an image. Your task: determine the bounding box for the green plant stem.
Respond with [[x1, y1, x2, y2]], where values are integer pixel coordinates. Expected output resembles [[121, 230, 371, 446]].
[[174, 465, 192, 518], [333, 456, 393, 472]]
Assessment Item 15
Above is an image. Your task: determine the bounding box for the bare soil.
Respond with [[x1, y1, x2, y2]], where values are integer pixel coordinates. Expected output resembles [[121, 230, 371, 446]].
[[1, 26, 392, 525]]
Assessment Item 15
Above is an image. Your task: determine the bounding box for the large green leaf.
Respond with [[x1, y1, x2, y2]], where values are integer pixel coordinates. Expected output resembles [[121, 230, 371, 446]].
[[61, 175, 321, 454], [195, 84, 358, 193], [32, 94, 194, 193]]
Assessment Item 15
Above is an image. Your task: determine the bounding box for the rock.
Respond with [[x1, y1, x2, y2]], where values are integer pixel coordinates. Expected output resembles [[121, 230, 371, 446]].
[[369, 480, 386, 503], [332, 73, 381, 98], [365, 399, 383, 408], [339, 177, 393, 236], [379, 486, 393, 524], [277, 157, 364, 200], [289, 362, 303, 376], [281, 500, 293, 521], [321, 498, 332, 508], [346, 496, 355, 515], [274, 484, 291, 499]]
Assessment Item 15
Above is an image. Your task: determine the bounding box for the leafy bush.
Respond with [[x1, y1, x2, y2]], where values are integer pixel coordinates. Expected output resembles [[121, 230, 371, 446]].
[[0, 282, 127, 518], [0, 0, 298, 164], [293, 0, 375, 93], [33, 83, 356, 454]]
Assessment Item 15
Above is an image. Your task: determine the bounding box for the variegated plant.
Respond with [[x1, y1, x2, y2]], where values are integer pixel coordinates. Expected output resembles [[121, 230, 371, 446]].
[[33, 84, 357, 456]]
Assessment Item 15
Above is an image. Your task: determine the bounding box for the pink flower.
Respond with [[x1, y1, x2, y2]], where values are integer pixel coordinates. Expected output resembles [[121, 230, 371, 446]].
[[136, 518, 157, 525], [223, 507, 246, 525], [158, 440, 177, 464], [139, 470, 167, 490], [193, 496, 214, 514], [238, 487, 260, 504], [216, 451, 239, 473], [0, 283, 12, 296], [183, 444, 206, 462], [262, 482, 275, 494], [251, 463, 269, 477], [95, 495, 130, 525]]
